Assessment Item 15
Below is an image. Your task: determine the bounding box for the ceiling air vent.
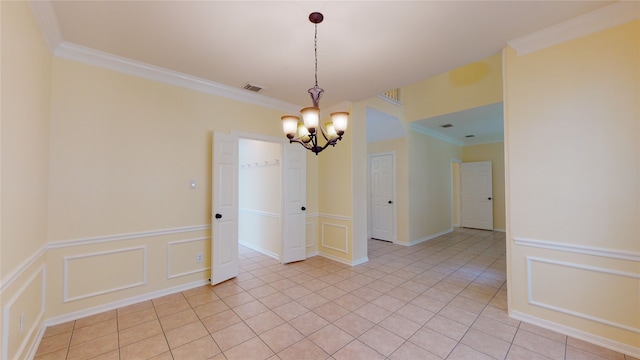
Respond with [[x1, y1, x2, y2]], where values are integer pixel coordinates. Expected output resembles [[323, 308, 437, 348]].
[[440, 124, 453, 128], [243, 83, 264, 93], [465, 134, 475, 138]]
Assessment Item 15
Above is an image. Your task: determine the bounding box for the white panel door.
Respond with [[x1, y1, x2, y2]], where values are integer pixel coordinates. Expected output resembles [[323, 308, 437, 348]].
[[211, 132, 239, 285], [282, 144, 306, 263], [461, 161, 493, 230], [370, 153, 394, 241]]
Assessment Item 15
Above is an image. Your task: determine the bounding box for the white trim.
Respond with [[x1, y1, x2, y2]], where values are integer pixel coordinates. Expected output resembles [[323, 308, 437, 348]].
[[321, 223, 349, 253], [48, 224, 210, 249], [167, 237, 211, 279], [318, 251, 368, 267], [462, 135, 504, 146], [514, 237, 640, 262], [526, 256, 640, 334], [318, 213, 352, 222], [53, 42, 300, 114], [239, 208, 280, 218], [494, 228, 506, 233], [376, 95, 402, 107], [239, 241, 279, 260], [45, 280, 208, 327], [509, 309, 640, 358], [507, 1, 640, 56], [306, 250, 319, 257], [232, 130, 287, 145], [28, 0, 62, 51], [63, 246, 147, 302], [2, 265, 46, 360], [1, 244, 46, 294], [450, 158, 462, 230], [25, 326, 46, 360], [306, 221, 317, 248], [410, 123, 464, 146], [395, 228, 453, 247]]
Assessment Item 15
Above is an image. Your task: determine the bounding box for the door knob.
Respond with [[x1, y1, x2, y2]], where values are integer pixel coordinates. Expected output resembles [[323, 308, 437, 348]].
[[301, 206, 306, 211], [388, 201, 393, 204], [215, 213, 222, 219], [488, 197, 492, 200]]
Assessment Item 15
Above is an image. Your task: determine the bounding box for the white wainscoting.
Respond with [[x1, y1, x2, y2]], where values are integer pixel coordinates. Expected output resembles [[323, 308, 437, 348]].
[[526, 256, 640, 334], [49, 225, 210, 249], [514, 237, 640, 357], [306, 221, 317, 249], [0, 244, 46, 294], [514, 237, 640, 261], [321, 223, 349, 254], [167, 237, 211, 279], [63, 246, 147, 302], [2, 265, 46, 360]]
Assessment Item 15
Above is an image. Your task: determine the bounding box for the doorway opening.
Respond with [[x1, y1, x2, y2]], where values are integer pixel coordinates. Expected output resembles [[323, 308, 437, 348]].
[[238, 138, 282, 260], [211, 131, 308, 285], [368, 151, 396, 243]]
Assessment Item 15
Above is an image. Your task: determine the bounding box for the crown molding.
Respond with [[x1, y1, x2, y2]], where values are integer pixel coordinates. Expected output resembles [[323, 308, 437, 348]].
[[28, 0, 62, 51], [410, 123, 465, 146], [29, 1, 301, 113], [463, 134, 504, 146], [508, 1, 640, 56], [53, 42, 300, 113]]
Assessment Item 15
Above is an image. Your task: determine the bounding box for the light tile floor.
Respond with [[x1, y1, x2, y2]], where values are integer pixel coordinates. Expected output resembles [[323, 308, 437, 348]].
[[35, 228, 638, 360]]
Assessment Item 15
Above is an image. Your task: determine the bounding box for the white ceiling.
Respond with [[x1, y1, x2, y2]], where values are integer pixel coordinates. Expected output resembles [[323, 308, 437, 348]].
[[412, 102, 505, 146], [45, 0, 613, 109], [37, 1, 618, 145]]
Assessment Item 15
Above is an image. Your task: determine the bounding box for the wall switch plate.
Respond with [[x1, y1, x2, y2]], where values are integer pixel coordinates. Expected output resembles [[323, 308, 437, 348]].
[[196, 253, 203, 263]]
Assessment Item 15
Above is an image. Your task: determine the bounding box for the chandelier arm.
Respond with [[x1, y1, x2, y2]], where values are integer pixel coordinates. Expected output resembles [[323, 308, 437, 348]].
[[318, 124, 330, 142], [288, 138, 314, 150]]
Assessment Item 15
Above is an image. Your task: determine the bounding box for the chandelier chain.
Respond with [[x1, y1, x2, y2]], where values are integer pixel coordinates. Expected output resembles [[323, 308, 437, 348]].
[[314, 23, 318, 87]]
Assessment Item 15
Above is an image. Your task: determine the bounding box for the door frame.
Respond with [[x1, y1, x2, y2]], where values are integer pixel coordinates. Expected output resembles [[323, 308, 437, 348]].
[[460, 160, 494, 230], [231, 130, 306, 263], [367, 151, 397, 242], [451, 158, 462, 228]]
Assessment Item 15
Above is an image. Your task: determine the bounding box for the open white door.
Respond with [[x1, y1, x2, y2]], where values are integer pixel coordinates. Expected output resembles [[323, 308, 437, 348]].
[[461, 161, 493, 230], [281, 144, 306, 263], [211, 132, 239, 285], [369, 153, 395, 241]]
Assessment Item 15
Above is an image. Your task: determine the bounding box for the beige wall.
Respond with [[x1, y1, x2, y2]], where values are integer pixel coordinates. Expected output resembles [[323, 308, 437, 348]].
[[408, 131, 462, 243], [1, 1, 52, 359], [504, 19, 639, 352], [462, 142, 506, 230], [315, 105, 357, 263], [404, 52, 503, 121], [44, 55, 295, 319]]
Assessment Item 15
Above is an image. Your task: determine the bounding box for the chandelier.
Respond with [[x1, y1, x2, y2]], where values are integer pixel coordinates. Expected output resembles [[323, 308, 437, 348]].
[[281, 12, 349, 155]]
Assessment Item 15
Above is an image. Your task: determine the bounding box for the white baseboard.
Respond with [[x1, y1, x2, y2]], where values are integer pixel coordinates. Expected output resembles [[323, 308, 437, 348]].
[[318, 251, 368, 267], [396, 228, 453, 246], [306, 250, 319, 258], [494, 228, 506, 232], [44, 279, 208, 327], [239, 241, 279, 260], [509, 309, 640, 358]]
